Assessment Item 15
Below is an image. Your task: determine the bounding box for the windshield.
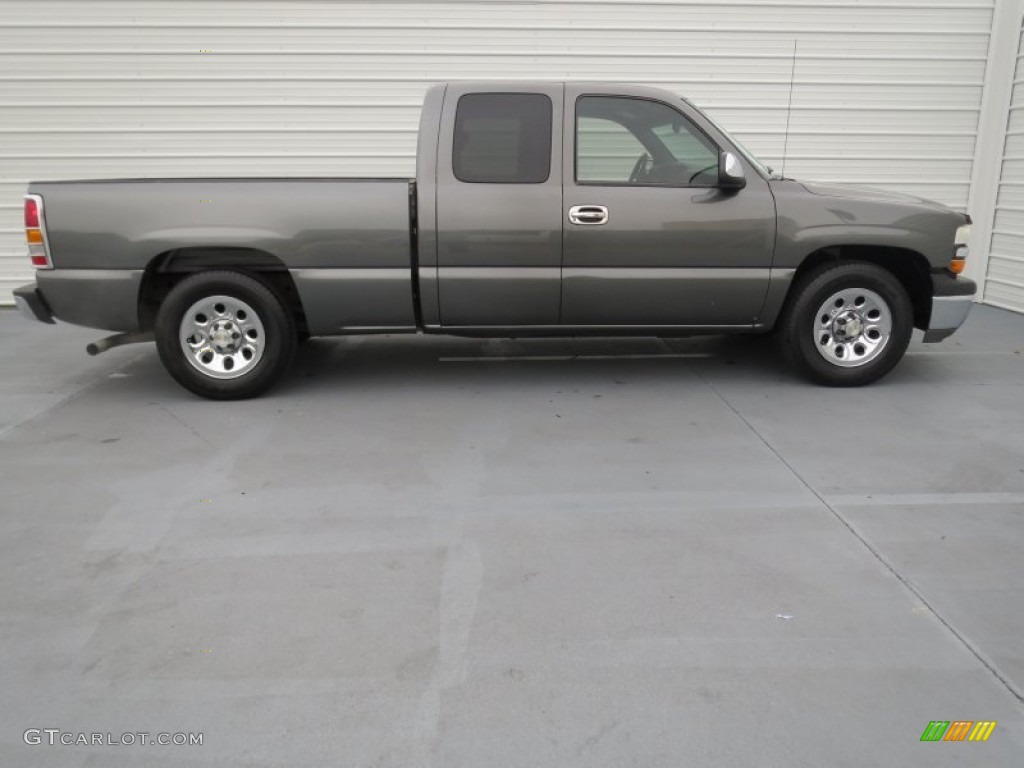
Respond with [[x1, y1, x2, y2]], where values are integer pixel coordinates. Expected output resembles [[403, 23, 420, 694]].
[[683, 99, 781, 180]]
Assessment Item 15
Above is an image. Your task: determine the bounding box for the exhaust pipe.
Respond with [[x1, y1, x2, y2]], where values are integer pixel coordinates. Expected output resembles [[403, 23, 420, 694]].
[[86, 331, 155, 356]]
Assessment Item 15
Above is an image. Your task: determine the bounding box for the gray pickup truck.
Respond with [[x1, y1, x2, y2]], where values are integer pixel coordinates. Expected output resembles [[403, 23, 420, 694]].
[[15, 81, 975, 399]]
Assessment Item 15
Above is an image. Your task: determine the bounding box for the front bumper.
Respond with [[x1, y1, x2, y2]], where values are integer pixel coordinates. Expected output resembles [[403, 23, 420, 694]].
[[13, 284, 55, 324], [923, 272, 976, 343]]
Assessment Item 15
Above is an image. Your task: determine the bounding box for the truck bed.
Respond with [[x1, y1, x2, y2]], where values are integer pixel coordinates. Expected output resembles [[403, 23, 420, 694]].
[[29, 178, 418, 334]]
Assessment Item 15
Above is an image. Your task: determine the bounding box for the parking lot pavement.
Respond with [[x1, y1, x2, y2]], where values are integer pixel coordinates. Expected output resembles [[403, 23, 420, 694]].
[[1, 304, 1022, 767]]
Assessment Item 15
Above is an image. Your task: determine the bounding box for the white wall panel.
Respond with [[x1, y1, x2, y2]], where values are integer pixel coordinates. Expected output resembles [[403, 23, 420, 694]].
[[0, 0, 996, 304], [987, 27, 1024, 312]]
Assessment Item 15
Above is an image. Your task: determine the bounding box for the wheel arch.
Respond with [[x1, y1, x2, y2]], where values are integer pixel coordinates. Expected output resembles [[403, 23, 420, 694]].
[[783, 245, 933, 330], [138, 246, 307, 334]]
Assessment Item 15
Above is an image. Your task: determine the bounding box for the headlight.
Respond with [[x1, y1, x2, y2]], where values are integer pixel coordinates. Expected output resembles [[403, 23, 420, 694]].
[[951, 223, 971, 274]]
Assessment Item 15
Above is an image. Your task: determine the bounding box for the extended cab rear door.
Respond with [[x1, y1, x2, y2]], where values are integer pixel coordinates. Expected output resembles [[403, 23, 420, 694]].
[[560, 85, 776, 327], [434, 83, 564, 327]]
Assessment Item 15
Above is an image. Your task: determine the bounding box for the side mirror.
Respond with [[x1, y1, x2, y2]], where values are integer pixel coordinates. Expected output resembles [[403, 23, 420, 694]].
[[718, 151, 746, 190]]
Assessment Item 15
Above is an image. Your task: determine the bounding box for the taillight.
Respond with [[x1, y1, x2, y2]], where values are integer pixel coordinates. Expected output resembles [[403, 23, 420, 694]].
[[25, 198, 39, 228], [24, 195, 51, 269]]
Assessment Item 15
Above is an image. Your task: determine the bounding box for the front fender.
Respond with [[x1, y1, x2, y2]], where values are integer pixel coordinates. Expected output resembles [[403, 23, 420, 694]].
[[770, 179, 962, 270]]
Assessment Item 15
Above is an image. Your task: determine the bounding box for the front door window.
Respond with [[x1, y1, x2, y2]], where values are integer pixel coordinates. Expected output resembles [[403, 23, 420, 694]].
[[575, 96, 719, 187]]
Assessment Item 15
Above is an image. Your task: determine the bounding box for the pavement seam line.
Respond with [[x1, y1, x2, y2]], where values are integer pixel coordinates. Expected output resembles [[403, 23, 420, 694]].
[[691, 365, 1024, 706], [0, 349, 148, 441]]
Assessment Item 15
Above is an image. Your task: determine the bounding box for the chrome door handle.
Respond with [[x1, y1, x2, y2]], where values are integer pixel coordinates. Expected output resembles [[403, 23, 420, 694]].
[[568, 205, 609, 225]]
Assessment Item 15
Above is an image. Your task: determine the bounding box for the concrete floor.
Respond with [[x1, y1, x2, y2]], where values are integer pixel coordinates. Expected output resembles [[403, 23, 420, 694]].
[[1, 305, 1022, 767]]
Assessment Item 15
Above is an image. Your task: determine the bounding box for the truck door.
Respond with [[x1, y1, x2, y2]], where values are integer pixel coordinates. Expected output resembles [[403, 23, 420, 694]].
[[561, 88, 776, 327], [435, 84, 563, 327]]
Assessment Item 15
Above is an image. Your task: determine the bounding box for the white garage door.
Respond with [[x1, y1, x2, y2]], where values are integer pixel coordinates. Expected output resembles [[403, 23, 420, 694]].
[[0, 0, 995, 305], [986, 25, 1024, 313]]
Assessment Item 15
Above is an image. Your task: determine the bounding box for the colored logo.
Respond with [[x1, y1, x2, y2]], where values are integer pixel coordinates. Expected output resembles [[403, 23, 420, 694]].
[[920, 721, 997, 742]]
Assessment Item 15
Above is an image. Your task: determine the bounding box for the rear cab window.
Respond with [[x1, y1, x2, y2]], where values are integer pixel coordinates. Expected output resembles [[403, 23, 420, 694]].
[[453, 93, 553, 183]]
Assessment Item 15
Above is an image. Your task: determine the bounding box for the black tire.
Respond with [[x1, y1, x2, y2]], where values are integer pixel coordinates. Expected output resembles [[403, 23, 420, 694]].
[[779, 261, 913, 386], [155, 270, 296, 400]]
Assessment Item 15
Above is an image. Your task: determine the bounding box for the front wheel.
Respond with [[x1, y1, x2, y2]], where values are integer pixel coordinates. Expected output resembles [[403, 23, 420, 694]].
[[780, 261, 913, 386], [155, 270, 296, 399]]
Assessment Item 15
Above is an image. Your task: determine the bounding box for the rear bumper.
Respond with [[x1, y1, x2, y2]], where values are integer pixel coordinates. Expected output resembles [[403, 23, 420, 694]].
[[13, 283, 55, 324], [923, 273, 976, 343]]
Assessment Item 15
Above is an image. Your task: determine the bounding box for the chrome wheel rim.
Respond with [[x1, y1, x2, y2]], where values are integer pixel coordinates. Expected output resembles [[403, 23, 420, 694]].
[[812, 287, 892, 368], [179, 295, 265, 379]]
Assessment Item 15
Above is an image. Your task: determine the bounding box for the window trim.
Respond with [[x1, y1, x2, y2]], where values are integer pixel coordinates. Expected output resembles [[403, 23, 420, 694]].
[[452, 91, 554, 185], [573, 94, 723, 189]]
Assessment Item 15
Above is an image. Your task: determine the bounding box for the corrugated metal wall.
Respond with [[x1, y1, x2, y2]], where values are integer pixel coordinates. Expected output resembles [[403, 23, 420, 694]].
[[987, 25, 1024, 312], [0, 0, 996, 305]]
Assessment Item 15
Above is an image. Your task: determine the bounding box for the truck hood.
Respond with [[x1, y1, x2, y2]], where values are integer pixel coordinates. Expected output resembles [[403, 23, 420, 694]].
[[799, 181, 953, 213]]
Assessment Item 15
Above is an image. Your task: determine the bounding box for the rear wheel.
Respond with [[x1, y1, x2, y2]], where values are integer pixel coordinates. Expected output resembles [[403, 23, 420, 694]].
[[155, 270, 296, 399], [780, 261, 913, 386]]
